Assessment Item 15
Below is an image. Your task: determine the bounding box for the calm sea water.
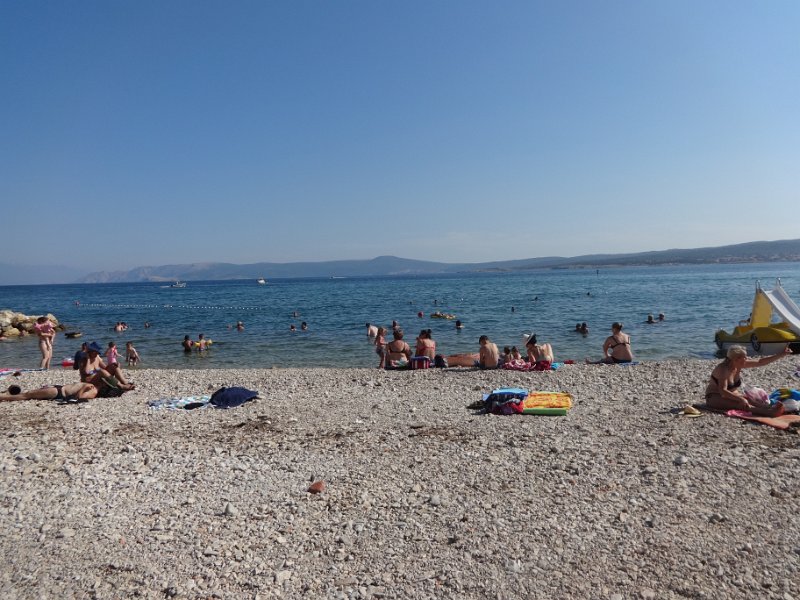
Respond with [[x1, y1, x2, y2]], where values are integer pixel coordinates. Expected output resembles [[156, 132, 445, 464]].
[[2, 263, 800, 370]]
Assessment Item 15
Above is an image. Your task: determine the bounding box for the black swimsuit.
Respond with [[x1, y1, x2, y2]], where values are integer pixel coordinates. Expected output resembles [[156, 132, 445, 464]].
[[710, 375, 742, 390], [609, 336, 630, 349], [53, 385, 78, 402], [706, 374, 742, 401]]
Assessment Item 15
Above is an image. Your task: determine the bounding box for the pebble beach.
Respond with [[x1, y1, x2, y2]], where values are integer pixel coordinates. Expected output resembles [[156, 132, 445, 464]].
[[2, 361, 799, 599]]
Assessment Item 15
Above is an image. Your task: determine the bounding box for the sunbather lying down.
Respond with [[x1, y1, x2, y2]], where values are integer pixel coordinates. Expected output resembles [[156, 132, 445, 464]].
[[0, 380, 131, 403]]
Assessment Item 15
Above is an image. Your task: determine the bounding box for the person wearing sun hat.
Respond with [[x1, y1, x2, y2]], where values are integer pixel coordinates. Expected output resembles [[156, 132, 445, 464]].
[[79, 341, 136, 392]]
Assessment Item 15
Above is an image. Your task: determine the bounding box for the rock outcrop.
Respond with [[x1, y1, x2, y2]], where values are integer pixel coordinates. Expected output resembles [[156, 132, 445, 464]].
[[0, 310, 62, 338]]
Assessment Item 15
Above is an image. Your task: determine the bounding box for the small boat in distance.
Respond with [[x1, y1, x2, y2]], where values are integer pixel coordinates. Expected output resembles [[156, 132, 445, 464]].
[[169, 281, 187, 288], [257, 277, 267, 285]]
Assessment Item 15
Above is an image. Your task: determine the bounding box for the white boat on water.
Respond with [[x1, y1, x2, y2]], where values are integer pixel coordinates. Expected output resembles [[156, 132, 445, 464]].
[[257, 277, 267, 285], [169, 281, 187, 288]]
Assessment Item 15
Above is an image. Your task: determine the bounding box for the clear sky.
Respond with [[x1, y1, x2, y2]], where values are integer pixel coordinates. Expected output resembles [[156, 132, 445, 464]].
[[2, 1, 799, 272]]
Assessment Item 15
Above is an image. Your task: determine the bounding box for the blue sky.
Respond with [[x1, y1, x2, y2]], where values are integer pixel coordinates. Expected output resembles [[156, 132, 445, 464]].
[[2, 1, 799, 272]]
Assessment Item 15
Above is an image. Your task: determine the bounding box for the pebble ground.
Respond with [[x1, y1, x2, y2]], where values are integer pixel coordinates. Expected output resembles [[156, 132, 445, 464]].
[[1, 360, 799, 599]]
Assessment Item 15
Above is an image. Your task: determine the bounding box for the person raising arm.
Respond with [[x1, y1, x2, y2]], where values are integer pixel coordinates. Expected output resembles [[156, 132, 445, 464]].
[[704, 345, 790, 416]]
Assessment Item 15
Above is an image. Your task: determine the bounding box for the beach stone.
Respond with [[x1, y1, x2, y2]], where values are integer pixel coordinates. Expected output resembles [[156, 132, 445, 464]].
[[674, 455, 689, 466], [709, 513, 726, 523], [1, 360, 799, 598], [308, 481, 326, 494], [223, 503, 238, 517], [275, 570, 292, 585]]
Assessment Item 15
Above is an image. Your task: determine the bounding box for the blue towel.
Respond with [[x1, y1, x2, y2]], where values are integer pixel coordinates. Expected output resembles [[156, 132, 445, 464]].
[[209, 386, 259, 408]]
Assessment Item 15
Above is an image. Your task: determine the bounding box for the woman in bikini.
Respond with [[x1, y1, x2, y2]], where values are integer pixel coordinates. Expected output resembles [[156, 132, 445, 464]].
[[80, 341, 135, 390], [1, 382, 99, 403], [705, 345, 790, 416], [385, 329, 412, 368], [587, 322, 633, 364], [414, 329, 436, 360], [525, 334, 554, 367]]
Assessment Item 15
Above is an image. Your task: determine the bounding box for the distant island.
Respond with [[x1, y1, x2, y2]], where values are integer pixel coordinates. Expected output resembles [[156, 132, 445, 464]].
[[75, 238, 800, 283]]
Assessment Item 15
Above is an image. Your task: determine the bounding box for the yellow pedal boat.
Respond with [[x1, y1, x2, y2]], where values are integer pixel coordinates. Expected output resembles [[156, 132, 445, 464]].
[[714, 279, 800, 355]]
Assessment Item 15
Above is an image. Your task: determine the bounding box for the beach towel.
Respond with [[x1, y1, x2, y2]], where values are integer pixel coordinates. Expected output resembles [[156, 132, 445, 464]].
[[209, 386, 259, 408], [149, 396, 212, 410], [692, 403, 727, 414], [0, 368, 45, 381], [523, 391, 573, 410], [725, 410, 800, 430], [501, 361, 562, 372]]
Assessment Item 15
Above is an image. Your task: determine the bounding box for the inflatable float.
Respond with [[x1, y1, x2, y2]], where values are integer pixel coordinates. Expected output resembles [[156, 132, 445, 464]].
[[430, 312, 456, 320], [715, 279, 800, 355]]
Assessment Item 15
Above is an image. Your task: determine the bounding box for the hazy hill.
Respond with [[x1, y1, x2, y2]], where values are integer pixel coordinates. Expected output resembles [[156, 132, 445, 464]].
[[75, 238, 800, 283]]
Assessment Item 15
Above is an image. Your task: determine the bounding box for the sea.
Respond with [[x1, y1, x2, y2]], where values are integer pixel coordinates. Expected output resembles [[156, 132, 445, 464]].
[[2, 262, 800, 370]]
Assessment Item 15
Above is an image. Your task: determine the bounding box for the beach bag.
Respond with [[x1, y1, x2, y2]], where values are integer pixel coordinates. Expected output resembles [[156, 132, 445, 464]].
[[744, 386, 770, 408], [209, 386, 259, 409], [434, 354, 448, 368], [410, 356, 430, 370], [484, 389, 527, 415]]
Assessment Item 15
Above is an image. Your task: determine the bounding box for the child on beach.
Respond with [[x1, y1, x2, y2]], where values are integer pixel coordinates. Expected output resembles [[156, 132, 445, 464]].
[[106, 341, 119, 365], [501, 346, 512, 366], [34, 316, 55, 369], [375, 327, 387, 368], [125, 341, 140, 366]]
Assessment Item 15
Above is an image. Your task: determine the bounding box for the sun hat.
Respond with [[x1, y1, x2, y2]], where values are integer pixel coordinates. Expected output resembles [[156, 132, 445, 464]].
[[87, 341, 103, 353]]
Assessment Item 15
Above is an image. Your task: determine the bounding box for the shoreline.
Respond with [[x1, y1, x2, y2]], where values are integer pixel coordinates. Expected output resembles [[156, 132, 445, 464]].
[[2, 360, 799, 598]]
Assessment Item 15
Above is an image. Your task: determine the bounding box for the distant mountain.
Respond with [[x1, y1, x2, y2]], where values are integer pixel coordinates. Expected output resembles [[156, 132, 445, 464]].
[[76, 238, 800, 283]]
